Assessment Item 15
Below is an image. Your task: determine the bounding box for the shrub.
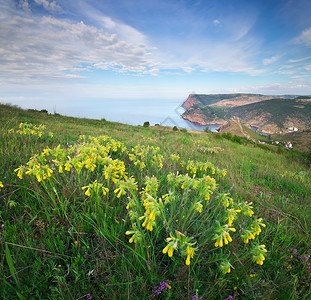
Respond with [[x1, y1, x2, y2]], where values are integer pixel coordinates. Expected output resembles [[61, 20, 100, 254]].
[[143, 121, 150, 127], [173, 126, 178, 131]]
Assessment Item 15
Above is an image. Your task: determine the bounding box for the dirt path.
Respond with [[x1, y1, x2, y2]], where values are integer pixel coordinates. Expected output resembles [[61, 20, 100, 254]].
[[234, 118, 256, 143]]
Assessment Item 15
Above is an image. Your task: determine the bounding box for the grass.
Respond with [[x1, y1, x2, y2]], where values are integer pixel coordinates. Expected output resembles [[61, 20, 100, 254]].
[[0, 103, 310, 299]]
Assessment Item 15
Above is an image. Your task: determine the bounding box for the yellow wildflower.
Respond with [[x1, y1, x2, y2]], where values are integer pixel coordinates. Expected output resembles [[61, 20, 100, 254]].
[[220, 260, 232, 274], [251, 244, 267, 265], [125, 230, 142, 244], [185, 246, 196, 265]]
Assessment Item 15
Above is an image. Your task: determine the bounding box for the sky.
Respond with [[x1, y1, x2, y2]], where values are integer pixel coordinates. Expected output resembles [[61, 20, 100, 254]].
[[1, 0, 311, 112]]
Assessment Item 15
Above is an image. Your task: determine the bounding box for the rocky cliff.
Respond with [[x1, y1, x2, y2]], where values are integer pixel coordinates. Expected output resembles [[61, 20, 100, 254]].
[[181, 94, 311, 134]]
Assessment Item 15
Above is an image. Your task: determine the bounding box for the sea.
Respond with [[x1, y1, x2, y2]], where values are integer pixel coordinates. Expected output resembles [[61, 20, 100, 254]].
[[7, 98, 221, 132]]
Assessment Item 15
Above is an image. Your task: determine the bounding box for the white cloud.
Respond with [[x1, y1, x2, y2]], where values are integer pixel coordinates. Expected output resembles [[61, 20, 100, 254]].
[[213, 19, 220, 25], [263, 56, 279, 66], [0, 4, 157, 82], [34, 0, 61, 12], [16, 0, 31, 13], [295, 27, 311, 48], [224, 81, 311, 95], [288, 56, 311, 63]]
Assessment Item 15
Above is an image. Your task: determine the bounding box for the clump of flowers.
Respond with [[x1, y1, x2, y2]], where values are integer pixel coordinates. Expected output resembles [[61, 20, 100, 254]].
[[124, 143, 267, 274], [151, 280, 172, 297], [13, 123, 268, 277], [8, 122, 53, 139], [195, 140, 224, 154]]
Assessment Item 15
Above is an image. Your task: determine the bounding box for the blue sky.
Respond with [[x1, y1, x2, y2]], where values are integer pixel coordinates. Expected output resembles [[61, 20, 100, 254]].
[[1, 0, 311, 110]]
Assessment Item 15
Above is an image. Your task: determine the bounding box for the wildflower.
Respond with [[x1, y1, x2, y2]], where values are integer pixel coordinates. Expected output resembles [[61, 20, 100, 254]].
[[239, 201, 254, 217], [192, 296, 203, 300], [251, 244, 267, 265], [102, 187, 109, 196], [64, 162, 71, 172], [185, 246, 196, 265], [163, 237, 178, 257], [125, 230, 142, 244], [250, 218, 266, 236], [220, 260, 233, 274], [151, 280, 172, 297], [194, 201, 203, 213], [14, 166, 25, 179], [86, 294, 92, 300], [226, 207, 241, 226], [214, 224, 236, 248], [0, 181, 3, 191], [85, 188, 91, 196], [241, 229, 256, 244]]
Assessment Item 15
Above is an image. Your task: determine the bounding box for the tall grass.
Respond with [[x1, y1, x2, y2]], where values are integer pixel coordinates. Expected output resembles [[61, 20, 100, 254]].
[[0, 104, 310, 299]]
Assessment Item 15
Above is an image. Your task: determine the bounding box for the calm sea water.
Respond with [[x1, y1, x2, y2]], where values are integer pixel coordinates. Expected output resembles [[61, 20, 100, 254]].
[[5, 98, 221, 132]]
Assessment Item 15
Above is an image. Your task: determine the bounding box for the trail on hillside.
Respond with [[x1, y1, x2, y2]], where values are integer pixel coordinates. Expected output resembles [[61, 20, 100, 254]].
[[234, 118, 256, 143]]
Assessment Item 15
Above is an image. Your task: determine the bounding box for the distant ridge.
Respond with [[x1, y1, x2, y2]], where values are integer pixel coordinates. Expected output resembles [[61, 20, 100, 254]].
[[181, 93, 311, 134]]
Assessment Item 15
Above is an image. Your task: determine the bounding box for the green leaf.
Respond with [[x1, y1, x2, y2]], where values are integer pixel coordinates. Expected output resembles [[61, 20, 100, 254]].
[[5, 243, 21, 290], [16, 292, 27, 300]]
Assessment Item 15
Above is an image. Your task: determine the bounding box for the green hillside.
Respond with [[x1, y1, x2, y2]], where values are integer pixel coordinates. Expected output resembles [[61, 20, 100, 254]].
[[189, 94, 249, 106], [232, 98, 311, 130], [182, 94, 311, 133], [0, 104, 310, 299]]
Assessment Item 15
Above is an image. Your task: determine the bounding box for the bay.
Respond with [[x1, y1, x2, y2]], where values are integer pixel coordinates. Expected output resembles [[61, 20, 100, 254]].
[[3, 98, 220, 132]]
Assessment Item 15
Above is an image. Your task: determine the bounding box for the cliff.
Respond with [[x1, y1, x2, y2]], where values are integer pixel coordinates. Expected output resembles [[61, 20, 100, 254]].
[[181, 94, 311, 134]]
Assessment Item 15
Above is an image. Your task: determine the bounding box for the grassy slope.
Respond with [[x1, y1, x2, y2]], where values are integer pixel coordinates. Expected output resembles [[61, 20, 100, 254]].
[[184, 95, 311, 133], [232, 98, 311, 129], [218, 119, 269, 142], [272, 130, 311, 152], [0, 104, 310, 299]]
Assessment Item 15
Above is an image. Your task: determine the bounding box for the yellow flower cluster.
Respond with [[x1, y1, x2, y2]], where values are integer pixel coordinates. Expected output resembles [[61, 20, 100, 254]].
[[125, 229, 142, 244], [282, 170, 308, 185], [220, 260, 233, 274], [162, 234, 197, 266], [182, 159, 227, 177], [167, 173, 217, 201], [241, 218, 266, 243], [195, 140, 224, 154], [129, 144, 164, 170], [0, 181, 3, 191], [169, 153, 180, 162], [214, 224, 236, 248], [15, 135, 128, 184], [251, 244, 267, 265], [82, 180, 109, 196], [226, 208, 241, 226], [139, 177, 162, 231], [15, 154, 53, 182], [8, 122, 53, 138], [239, 201, 254, 217]]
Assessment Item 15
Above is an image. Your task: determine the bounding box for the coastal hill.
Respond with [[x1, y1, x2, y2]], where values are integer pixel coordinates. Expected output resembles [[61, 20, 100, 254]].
[[181, 94, 311, 134]]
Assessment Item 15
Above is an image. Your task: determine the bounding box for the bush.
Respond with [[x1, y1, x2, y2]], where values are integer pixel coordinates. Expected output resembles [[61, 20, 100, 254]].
[[173, 126, 178, 131], [143, 121, 150, 127]]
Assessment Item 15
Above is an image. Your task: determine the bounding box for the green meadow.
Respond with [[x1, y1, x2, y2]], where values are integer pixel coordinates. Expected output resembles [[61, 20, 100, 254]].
[[0, 104, 310, 299]]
